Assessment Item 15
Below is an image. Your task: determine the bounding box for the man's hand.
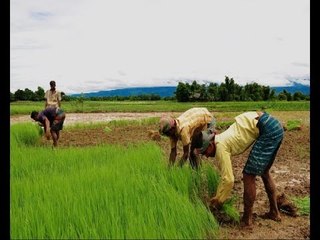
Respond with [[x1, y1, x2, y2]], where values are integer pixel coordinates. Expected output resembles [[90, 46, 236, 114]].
[[209, 197, 223, 210], [208, 197, 237, 224]]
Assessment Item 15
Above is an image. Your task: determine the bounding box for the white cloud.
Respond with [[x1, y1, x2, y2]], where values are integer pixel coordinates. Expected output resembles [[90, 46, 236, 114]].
[[10, 0, 310, 94]]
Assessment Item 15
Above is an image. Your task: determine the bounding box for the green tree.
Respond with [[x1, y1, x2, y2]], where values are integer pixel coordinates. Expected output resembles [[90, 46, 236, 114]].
[[207, 82, 219, 101], [218, 84, 228, 101], [34, 86, 45, 101], [199, 84, 209, 101], [10, 92, 15, 102], [14, 89, 26, 100], [261, 86, 272, 101], [189, 80, 201, 101], [244, 83, 262, 101], [175, 82, 190, 102], [278, 92, 287, 101], [224, 76, 236, 101], [282, 90, 292, 101], [293, 91, 305, 101]]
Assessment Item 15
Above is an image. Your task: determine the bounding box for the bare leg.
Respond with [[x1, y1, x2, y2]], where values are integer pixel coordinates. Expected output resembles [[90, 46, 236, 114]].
[[241, 173, 256, 226], [261, 171, 281, 221], [56, 131, 60, 141], [189, 149, 199, 169], [169, 148, 177, 166], [51, 130, 58, 147]]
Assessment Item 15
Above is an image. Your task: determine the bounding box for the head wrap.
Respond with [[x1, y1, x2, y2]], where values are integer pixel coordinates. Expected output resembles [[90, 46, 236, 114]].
[[199, 130, 215, 154], [159, 116, 175, 135]]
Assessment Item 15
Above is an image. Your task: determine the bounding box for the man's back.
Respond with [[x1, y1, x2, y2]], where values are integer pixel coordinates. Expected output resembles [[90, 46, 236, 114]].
[[175, 107, 213, 146]]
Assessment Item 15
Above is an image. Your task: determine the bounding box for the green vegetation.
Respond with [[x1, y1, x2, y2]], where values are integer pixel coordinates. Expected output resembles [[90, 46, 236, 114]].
[[10, 76, 309, 102], [11, 123, 240, 239], [292, 196, 310, 216], [10, 122, 42, 147], [10, 100, 309, 115], [174, 78, 309, 102], [286, 119, 303, 131]]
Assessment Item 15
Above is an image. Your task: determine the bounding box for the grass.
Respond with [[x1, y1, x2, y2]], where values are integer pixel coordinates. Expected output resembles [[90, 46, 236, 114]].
[[286, 119, 302, 131], [10, 122, 42, 147], [292, 196, 310, 216], [11, 122, 242, 239], [10, 100, 310, 115], [10, 110, 309, 238]]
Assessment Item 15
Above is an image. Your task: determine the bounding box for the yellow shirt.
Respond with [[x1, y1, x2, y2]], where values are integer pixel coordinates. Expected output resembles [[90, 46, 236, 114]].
[[213, 111, 260, 203], [45, 90, 61, 108], [170, 107, 213, 149]]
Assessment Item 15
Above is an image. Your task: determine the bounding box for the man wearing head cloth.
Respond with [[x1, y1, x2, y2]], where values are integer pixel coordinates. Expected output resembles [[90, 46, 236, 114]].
[[192, 111, 289, 227], [159, 107, 216, 168]]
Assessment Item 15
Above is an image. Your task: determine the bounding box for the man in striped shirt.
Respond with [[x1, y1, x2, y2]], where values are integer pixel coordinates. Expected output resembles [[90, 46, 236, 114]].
[[159, 107, 216, 168], [192, 111, 284, 227]]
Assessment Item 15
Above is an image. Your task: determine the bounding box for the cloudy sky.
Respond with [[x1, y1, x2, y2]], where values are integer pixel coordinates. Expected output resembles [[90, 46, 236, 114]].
[[10, 0, 310, 94]]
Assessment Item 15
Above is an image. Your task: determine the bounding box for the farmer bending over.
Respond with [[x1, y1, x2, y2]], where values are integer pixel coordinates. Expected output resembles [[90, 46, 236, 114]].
[[192, 111, 285, 227], [159, 107, 216, 168], [31, 107, 66, 147]]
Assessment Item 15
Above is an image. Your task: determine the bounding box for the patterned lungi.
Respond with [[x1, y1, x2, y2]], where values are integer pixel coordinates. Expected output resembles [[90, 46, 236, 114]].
[[243, 112, 284, 175], [51, 108, 66, 131]]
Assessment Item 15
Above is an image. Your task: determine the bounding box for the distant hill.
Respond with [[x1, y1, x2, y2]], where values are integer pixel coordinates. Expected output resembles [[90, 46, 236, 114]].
[[272, 82, 310, 95], [72, 86, 177, 98], [71, 83, 309, 98]]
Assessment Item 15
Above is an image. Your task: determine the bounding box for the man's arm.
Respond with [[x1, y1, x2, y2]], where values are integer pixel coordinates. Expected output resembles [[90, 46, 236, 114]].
[[57, 91, 62, 107], [169, 147, 177, 165], [44, 91, 48, 108], [210, 147, 234, 208], [43, 117, 51, 140], [178, 144, 189, 166], [182, 144, 189, 160], [168, 137, 178, 165]]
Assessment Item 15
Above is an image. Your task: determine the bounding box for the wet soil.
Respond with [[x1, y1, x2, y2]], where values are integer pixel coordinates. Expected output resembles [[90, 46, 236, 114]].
[[11, 112, 310, 239]]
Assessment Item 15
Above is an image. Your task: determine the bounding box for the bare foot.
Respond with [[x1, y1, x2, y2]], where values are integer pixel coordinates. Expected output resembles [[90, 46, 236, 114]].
[[260, 212, 282, 222], [240, 220, 253, 231]]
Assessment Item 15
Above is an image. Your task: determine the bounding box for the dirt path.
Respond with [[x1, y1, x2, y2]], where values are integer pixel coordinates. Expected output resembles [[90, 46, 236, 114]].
[[10, 112, 167, 125], [10, 111, 310, 127]]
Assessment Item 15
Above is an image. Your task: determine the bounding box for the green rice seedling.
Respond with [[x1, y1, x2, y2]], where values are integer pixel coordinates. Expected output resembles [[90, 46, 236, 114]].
[[286, 119, 302, 131], [104, 126, 112, 133], [203, 162, 221, 196], [10, 100, 310, 115], [11, 142, 221, 239], [165, 162, 240, 224], [199, 163, 240, 223], [65, 121, 109, 130], [216, 120, 234, 130], [10, 122, 42, 147], [221, 196, 240, 223], [291, 196, 310, 216], [106, 117, 159, 128]]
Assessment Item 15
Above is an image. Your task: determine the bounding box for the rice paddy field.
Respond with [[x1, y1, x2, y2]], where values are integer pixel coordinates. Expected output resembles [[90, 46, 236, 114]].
[[10, 100, 310, 239], [11, 122, 239, 239]]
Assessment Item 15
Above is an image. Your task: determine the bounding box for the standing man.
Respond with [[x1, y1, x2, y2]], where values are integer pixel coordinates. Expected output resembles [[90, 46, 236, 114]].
[[30, 107, 66, 147], [192, 111, 290, 227], [159, 107, 216, 168], [45, 80, 62, 108]]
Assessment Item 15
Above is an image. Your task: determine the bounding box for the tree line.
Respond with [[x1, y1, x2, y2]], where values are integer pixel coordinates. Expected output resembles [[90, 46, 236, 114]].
[[174, 76, 309, 102], [10, 76, 309, 102]]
